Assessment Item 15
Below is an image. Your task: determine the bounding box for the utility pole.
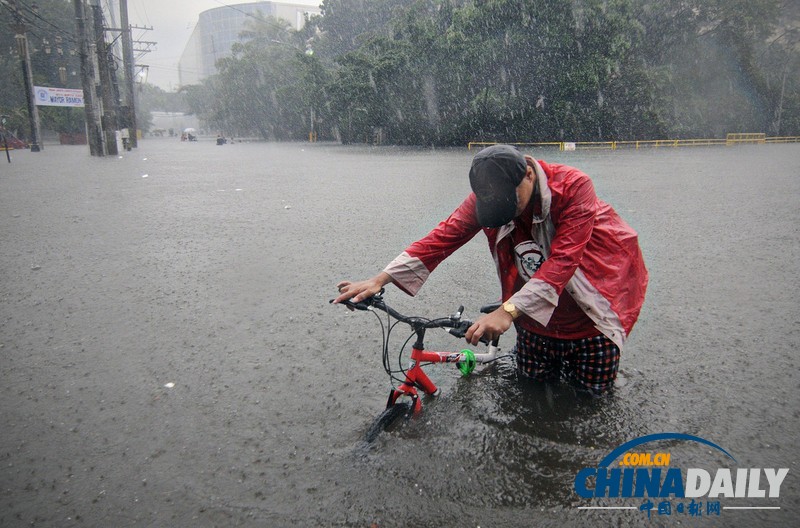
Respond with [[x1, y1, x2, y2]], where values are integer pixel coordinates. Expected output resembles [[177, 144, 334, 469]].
[[11, 0, 42, 152], [90, 0, 118, 155], [119, 0, 138, 148], [73, 0, 104, 156]]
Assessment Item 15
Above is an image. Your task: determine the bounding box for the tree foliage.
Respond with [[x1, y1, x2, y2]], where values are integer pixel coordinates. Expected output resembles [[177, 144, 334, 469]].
[[183, 13, 325, 140], [0, 0, 84, 136], [182, 0, 796, 144], [8, 0, 791, 145]]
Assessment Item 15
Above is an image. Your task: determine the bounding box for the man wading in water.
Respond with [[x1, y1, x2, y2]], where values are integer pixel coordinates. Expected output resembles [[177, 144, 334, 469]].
[[334, 144, 648, 394]]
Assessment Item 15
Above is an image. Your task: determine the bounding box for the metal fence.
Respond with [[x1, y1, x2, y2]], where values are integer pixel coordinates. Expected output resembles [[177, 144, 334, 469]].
[[468, 134, 800, 151]]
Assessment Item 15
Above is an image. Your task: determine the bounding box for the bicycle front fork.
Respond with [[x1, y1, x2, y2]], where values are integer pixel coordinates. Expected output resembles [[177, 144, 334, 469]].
[[386, 362, 440, 413]]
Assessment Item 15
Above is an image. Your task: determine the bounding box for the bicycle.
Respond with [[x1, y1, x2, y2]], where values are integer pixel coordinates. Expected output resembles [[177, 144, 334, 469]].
[[331, 290, 509, 442]]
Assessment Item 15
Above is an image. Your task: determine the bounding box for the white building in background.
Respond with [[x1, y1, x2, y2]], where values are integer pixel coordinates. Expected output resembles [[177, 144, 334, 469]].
[[149, 112, 201, 137], [177, 1, 320, 87]]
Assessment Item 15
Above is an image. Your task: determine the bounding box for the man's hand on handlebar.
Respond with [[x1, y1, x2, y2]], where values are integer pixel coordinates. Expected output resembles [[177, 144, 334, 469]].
[[465, 308, 513, 346], [333, 272, 393, 306]]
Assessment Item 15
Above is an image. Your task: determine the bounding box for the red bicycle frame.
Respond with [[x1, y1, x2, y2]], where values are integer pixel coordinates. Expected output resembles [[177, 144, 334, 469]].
[[332, 292, 501, 416], [386, 345, 473, 413]]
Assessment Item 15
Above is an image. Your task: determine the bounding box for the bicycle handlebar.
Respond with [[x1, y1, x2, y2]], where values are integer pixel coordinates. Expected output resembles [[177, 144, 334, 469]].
[[331, 291, 495, 345], [333, 294, 466, 327]]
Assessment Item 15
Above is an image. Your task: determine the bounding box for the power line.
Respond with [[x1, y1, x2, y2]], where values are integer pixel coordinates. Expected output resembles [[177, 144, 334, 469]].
[[2, 1, 80, 46]]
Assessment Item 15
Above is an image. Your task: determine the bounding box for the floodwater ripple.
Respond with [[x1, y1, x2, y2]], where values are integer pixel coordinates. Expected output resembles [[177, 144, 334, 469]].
[[0, 139, 797, 527]]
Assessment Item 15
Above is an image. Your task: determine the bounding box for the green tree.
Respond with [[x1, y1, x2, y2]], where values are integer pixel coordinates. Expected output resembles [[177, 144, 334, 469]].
[[316, 0, 414, 60], [0, 0, 84, 137], [183, 14, 327, 140], [633, 0, 787, 137], [181, 0, 799, 145]]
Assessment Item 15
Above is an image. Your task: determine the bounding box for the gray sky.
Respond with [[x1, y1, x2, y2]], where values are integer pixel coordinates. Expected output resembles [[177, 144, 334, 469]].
[[127, 0, 321, 91]]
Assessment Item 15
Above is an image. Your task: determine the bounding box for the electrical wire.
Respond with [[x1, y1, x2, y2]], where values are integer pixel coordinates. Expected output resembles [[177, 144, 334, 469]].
[[4, 2, 80, 46]]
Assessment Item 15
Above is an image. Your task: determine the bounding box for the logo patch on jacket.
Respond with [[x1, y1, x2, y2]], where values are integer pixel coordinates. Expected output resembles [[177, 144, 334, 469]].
[[514, 240, 545, 280]]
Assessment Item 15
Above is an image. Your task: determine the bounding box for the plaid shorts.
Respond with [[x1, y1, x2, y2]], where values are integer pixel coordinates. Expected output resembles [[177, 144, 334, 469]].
[[515, 328, 620, 394]]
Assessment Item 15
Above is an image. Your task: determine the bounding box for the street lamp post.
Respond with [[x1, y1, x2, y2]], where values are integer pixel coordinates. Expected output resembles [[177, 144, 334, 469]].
[[1, 115, 12, 162], [269, 39, 318, 143], [73, 0, 104, 156], [304, 47, 316, 143], [12, 2, 43, 152], [119, 0, 138, 148]]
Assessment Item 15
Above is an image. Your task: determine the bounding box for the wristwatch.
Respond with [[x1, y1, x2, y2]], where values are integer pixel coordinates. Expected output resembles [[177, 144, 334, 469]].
[[502, 301, 520, 320]]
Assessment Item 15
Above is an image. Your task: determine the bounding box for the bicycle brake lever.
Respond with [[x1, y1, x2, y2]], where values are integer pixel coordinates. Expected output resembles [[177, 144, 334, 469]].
[[448, 321, 489, 345], [449, 326, 492, 346], [450, 305, 464, 321], [448, 327, 466, 338], [449, 324, 495, 346], [329, 298, 372, 311]]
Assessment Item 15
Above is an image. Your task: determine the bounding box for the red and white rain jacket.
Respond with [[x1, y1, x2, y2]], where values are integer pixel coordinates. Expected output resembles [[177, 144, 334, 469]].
[[383, 157, 648, 350]]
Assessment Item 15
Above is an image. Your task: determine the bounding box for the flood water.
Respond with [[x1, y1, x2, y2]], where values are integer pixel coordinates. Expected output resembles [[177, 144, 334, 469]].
[[1, 139, 798, 527]]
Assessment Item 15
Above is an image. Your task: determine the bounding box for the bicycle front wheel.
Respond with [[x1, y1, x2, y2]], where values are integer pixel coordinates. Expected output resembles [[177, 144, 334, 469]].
[[364, 402, 412, 443]]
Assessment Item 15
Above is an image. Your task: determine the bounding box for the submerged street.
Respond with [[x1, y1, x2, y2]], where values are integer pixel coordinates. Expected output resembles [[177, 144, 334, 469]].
[[1, 139, 798, 527]]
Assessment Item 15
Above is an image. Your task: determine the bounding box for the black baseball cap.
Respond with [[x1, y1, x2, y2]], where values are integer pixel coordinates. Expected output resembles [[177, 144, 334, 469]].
[[469, 144, 528, 227]]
